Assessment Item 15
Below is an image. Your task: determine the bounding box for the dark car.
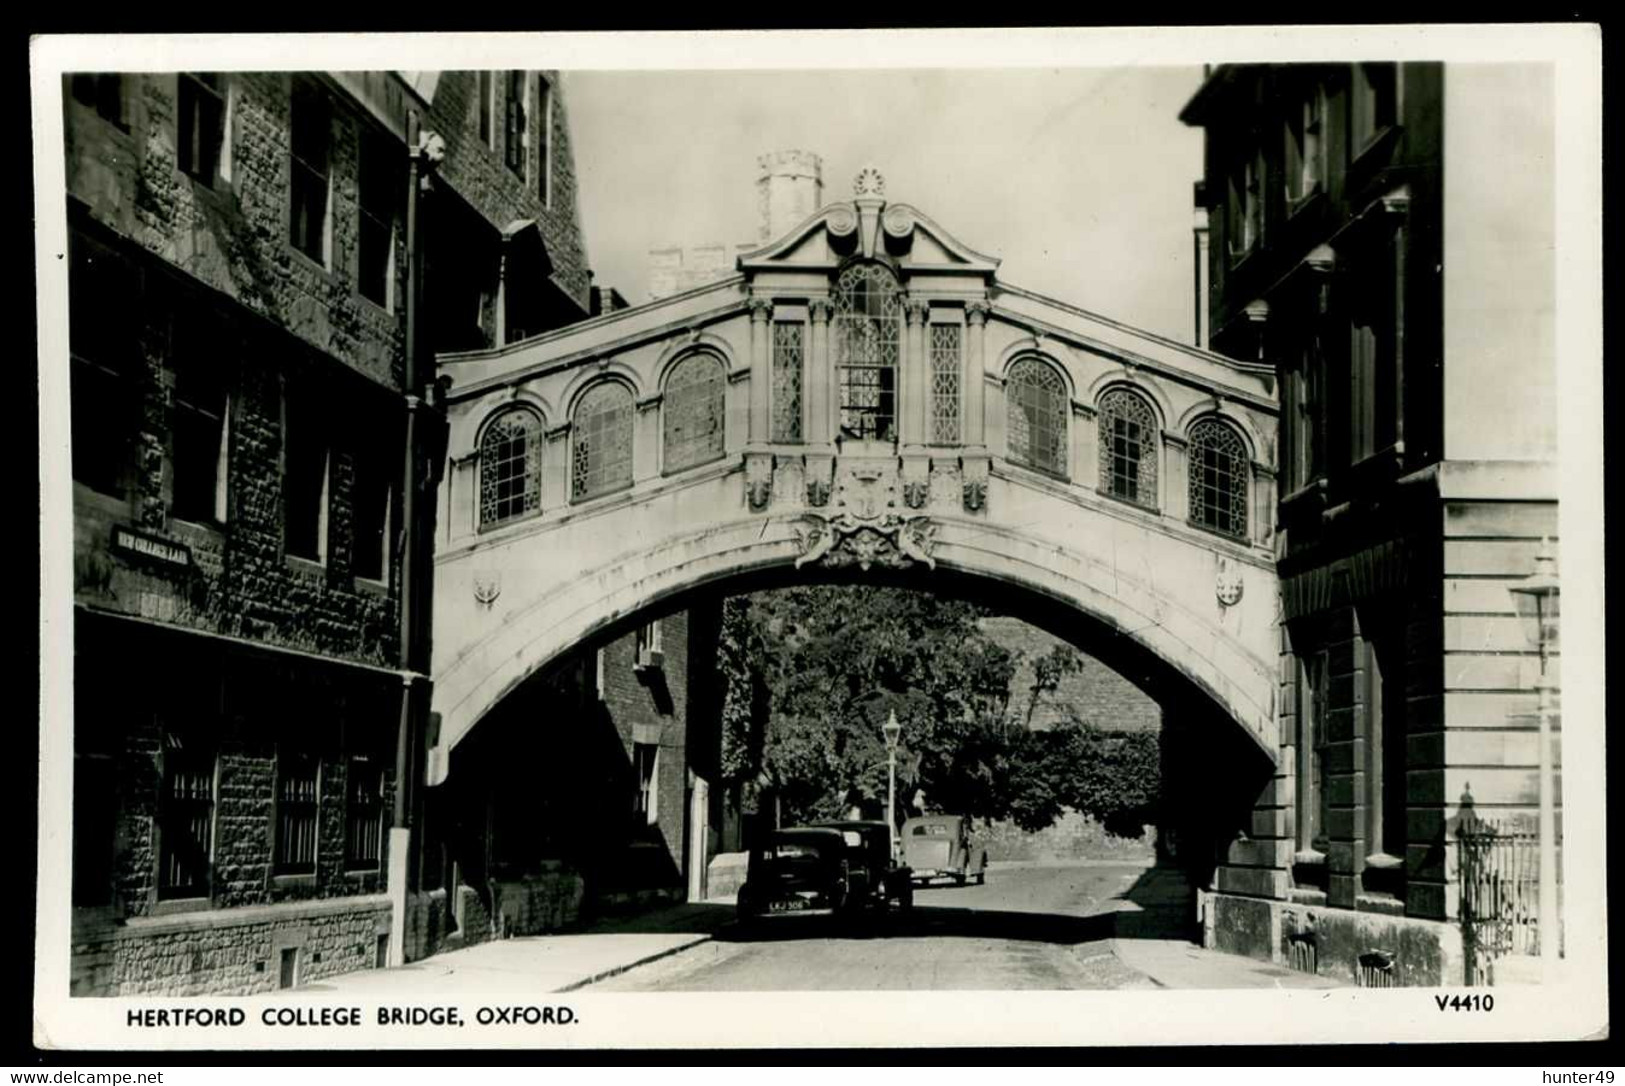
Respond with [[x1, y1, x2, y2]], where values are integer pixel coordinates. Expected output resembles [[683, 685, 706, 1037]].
[[736, 827, 854, 922], [806, 820, 914, 912]]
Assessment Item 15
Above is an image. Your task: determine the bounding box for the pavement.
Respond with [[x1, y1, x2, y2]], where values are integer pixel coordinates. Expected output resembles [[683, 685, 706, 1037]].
[[296, 861, 1340, 995], [294, 901, 736, 997]]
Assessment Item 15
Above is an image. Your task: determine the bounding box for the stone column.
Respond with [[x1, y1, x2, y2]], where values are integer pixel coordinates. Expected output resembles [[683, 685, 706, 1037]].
[[899, 298, 930, 507], [805, 298, 834, 507], [807, 299, 832, 448], [747, 298, 772, 447], [964, 302, 990, 451], [901, 298, 929, 454]]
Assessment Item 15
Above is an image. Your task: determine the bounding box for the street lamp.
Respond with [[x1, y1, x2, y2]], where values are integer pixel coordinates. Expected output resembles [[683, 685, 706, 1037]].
[[882, 710, 902, 859], [1509, 536, 1561, 974]]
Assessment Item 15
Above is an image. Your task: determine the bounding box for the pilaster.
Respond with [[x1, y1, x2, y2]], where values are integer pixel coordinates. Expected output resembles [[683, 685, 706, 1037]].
[[1165, 432, 1191, 524], [901, 297, 928, 455], [542, 423, 570, 508], [747, 297, 772, 447], [964, 301, 989, 451], [634, 395, 662, 480], [807, 298, 833, 450]]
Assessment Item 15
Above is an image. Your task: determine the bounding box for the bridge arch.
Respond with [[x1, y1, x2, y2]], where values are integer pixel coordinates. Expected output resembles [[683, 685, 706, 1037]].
[[431, 170, 1281, 801]]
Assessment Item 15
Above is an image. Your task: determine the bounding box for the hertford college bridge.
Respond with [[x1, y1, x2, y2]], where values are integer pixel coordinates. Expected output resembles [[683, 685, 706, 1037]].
[[424, 169, 1283, 910]]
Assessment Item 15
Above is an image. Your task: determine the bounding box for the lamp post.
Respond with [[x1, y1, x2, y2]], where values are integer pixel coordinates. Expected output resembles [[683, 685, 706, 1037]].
[[1510, 536, 1561, 974], [882, 710, 902, 860]]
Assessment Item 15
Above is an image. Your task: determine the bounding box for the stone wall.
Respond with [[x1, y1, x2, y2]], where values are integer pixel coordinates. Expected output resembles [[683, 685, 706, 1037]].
[[978, 616, 1161, 732], [72, 896, 391, 997], [1205, 891, 1464, 987], [425, 71, 591, 312]]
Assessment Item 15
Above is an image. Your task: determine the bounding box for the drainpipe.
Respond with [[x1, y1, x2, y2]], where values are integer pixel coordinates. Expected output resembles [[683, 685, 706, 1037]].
[[389, 109, 444, 968], [1192, 180, 1210, 350]]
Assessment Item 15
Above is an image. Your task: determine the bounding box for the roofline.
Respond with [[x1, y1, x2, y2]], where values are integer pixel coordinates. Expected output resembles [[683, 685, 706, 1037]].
[[1178, 63, 1243, 127], [994, 281, 1275, 379], [437, 273, 745, 367]]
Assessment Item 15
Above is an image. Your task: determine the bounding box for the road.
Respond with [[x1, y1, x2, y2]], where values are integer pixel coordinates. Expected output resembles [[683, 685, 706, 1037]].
[[592, 861, 1173, 991]]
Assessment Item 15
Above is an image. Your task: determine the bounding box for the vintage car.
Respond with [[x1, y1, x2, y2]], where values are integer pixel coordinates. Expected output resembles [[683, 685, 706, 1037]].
[[736, 827, 854, 922], [901, 814, 988, 886], [805, 820, 914, 912]]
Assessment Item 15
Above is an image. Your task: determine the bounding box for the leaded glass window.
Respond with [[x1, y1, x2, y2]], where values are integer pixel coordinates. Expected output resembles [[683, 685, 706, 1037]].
[[572, 382, 634, 500], [664, 353, 726, 471], [1187, 417, 1249, 538], [930, 323, 962, 444], [479, 407, 542, 528], [1006, 357, 1067, 475], [833, 263, 901, 441], [1099, 387, 1159, 507], [771, 322, 804, 442]]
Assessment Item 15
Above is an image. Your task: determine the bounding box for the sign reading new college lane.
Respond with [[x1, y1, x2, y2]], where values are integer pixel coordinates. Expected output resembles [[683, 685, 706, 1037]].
[[111, 525, 193, 571]]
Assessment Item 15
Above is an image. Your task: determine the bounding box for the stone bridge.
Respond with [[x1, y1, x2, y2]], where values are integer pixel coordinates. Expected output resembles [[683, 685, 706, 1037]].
[[426, 171, 1280, 781]]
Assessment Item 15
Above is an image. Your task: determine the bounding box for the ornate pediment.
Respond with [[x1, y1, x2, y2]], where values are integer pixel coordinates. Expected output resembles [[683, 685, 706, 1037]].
[[737, 168, 1000, 277]]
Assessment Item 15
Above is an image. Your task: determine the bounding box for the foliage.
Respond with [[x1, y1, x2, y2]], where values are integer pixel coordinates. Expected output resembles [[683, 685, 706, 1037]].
[[717, 586, 1161, 837]]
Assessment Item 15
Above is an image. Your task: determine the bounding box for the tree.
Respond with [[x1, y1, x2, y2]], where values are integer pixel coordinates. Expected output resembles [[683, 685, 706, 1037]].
[[716, 586, 1162, 839]]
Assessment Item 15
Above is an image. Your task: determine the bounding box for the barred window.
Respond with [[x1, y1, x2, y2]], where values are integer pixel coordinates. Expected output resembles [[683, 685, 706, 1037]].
[[771, 322, 803, 442], [572, 382, 634, 500], [345, 759, 383, 870], [1187, 417, 1249, 538], [1098, 387, 1159, 507], [834, 264, 901, 442], [1005, 357, 1067, 475], [479, 407, 543, 528], [274, 752, 319, 876], [930, 323, 962, 444], [665, 353, 727, 471], [158, 744, 215, 900]]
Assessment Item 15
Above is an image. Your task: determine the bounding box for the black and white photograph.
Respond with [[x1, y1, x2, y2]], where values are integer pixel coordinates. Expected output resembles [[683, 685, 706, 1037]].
[[30, 26, 1606, 1053]]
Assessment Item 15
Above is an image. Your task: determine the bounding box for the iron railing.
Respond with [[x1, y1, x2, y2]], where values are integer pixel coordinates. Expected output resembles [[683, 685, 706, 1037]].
[[1456, 789, 1540, 986]]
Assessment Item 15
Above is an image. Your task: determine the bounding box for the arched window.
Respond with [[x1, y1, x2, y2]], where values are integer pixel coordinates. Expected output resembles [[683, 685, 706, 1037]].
[[1005, 357, 1068, 475], [1187, 417, 1249, 538], [572, 382, 634, 500], [479, 406, 542, 528], [1098, 387, 1159, 508], [663, 352, 727, 472], [833, 263, 901, 441]]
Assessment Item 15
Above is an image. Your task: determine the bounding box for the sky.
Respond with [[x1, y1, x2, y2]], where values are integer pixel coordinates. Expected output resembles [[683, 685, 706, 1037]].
[[563, 67, 1205, 344]]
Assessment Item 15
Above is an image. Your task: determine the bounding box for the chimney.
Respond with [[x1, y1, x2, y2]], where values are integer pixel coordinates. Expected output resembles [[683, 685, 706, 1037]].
[[756, 150, 824, 243]]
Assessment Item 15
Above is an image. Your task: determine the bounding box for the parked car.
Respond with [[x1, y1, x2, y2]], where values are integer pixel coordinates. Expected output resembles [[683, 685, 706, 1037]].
[[901, 814, 987, 886], [806, 820, 914, 912], [736, 827, 854, 922]]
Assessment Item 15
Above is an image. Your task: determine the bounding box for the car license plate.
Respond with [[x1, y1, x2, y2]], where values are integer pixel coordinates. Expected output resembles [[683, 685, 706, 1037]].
[[768, 898, 808, 913]]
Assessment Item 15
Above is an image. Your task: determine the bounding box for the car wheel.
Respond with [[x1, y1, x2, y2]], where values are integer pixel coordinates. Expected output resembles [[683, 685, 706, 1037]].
[[954, 872, 967, 886]]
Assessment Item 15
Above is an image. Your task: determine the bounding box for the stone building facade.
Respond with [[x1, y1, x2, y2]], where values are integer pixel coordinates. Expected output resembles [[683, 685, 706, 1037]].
[[1183, 63, 1559, 985], [440, 607, 722, 926], [62, 68, 594, 996]]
